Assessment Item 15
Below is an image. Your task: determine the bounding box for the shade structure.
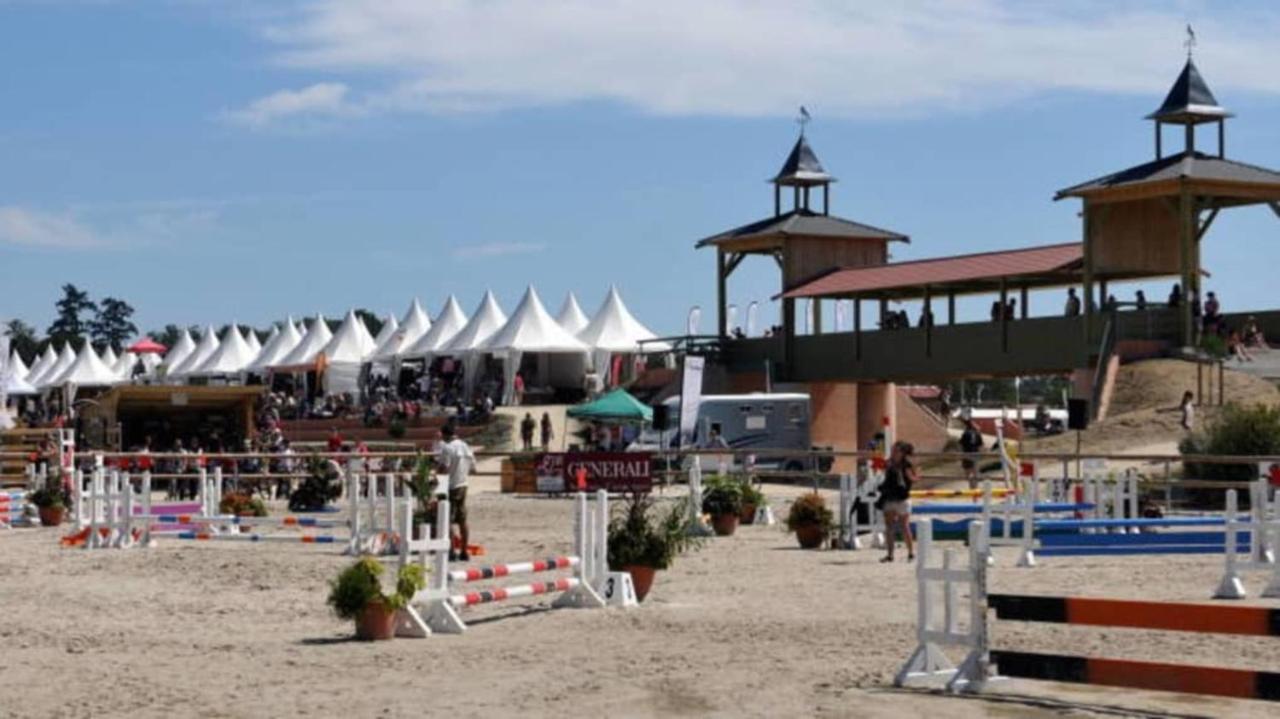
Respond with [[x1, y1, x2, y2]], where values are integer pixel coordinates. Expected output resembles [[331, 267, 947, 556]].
[[100, 345, 119, 369], [127, 338, 167, 354], [168, 325, 221, 379], [371, 314, 398, 349], [273, 314, 333, 369], [159, 330, 196, 376], [566, 388, 652, 423], [400, 296, 467, 358], [190, 326, 257, 378], [556, 292, 591, 335], [317, 310, 378, 395], [113, 351, 139, 381], [482, 286, 589, 404], [49, 343, 119, 387], [248, 318, 301, 373], [372, 298, 432, 362], [245, 329, 263, 357], [438, 292, 507, 398], [3, 368, 37, 395], [8, 350, 30, 382], [24, 346, 57, 386], [34, 343, 78, 388], [576, 286, 668, 385]]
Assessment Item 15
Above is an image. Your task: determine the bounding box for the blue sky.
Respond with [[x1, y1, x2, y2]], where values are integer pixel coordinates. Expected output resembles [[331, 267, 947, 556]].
[[3, 1, 1280, 337]]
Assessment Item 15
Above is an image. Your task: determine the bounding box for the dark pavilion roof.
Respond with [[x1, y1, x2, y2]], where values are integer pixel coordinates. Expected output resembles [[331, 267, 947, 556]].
[[696, 208, 908, 249], [1146, 59, 1231, 124], [1055, 151, 1280, 199], [772, 135, 834, 186]]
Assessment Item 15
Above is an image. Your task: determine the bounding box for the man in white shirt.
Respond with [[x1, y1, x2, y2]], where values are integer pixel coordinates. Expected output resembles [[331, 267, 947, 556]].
[[437, 424, 475, 561]]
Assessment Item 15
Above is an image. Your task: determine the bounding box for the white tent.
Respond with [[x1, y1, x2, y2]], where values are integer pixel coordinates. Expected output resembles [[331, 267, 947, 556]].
[[168, 325, 221, 379], [400, 296, 467, 359], [371, 314, 399, 351], [34, 343, 78, 388], [372, 299, 432, 363], [100, 345, 119, 369], [190, 326, 257, 378], [556, 292, 591, 335], [8, 350, 30, 382], [159, 329, 197, 377], [249, 318, 302, 374], [483, 287, 589, 404], [273, 314, 333, 369], [438, 292, 507, 397], [49, 343, 119, 387], [25, 346, 57, 385], [577, 286, 669, 385], [245, 328, 263, 357], [3, 368, 37, 395], [113, 351, 138, 381], [318, 310, 378, 395]]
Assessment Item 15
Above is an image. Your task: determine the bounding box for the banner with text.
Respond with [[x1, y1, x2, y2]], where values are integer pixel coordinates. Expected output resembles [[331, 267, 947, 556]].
[[534, 452, 654, 493]]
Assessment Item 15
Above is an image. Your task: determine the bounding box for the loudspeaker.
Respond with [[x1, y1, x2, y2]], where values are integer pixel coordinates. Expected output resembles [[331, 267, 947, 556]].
[[652, 404, 671, 431], [1067, 398, 1089, 430]]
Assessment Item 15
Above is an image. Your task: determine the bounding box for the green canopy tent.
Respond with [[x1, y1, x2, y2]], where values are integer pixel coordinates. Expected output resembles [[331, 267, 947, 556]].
[[566, 388, 652, 424]]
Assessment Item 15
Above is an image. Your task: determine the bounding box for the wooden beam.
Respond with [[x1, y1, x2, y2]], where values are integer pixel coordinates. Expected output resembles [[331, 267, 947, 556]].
[[1082, 204, 1093, 346], [948, 291, 956, 326], [716, 249, 728, 338], [1270, 202, 1280, 220], [724, 252, 747, 277], [1020, 285, 1029, 319], [1196, 208, 1220, 242], [853, 296, 861, 360], [1179, 186, 1195, 346], [923, 286, 932, 357], [999, 277, 1009, 353]]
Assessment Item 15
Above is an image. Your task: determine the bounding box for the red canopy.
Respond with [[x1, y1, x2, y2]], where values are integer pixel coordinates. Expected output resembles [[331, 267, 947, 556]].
[[127, 338, 168, 354]]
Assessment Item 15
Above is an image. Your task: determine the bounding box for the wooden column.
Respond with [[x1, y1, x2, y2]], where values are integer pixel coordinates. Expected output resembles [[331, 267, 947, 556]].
[[813, 299, 823, 336], [1082, 205, 1094, 345], [948, 291, 956, 325], [923, 286, 933, 357], [716, 248, 728, 338], [999, 277, 1009, 353], [1179, 186, 1195, 346], [1020, 286, 1029, 319], [879, 298, 888, 329], [853, 296, 862, 360]]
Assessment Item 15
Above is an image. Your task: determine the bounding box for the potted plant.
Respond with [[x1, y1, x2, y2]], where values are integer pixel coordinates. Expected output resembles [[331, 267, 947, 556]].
[[738, 478, 765, 525], [219, 492, 267, 517], [27, 484, 69, 527], [786, 492, 833, 549], [701, 475, 744, 536], [406, 454, 439, 538], [327, 557, 426, 641], [607, 494, 702, 602]]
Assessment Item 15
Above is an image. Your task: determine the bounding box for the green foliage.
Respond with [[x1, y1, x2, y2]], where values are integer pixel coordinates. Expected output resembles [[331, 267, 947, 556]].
[[219, 492, 267, 517], [735, 475, 765, 509], [27, 485, 69, 509], [47, 284, 96, 345], [1181, 403, 1280, 485], [288, 455, 344, 512], [90, 297, 138, 352], [785, 492, 834, 534], [327, 558, 426, 620], [4, 319, 41, 363], [607, 494, 702, 571], [387, 418, 407, 439], [700, 474, 744, 516], [148, 324, 185, 350], [406, 454, 439, 527], [1199, 333, 1228, 359]]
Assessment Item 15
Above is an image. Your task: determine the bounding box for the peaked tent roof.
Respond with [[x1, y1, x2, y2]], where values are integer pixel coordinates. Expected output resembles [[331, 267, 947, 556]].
[[696, 209, 909, 248], [160, 330, 197, 373], [577, 287, 668, 352], [191, 326, 257, 376], [371, 314, 399, 350], [25, 346, 57, 385], [113, 351, 139, 380], [556, 292, 591, 335], [773, 135, 833, 186], [439, 292, 508, 355], [169, 325, 221, 377], [34, 343, 78, 388], [245, 329, 263, 357], [249, 318, 302, 372], [3, 367, 37, 395], [482, 287, 589, 354], [8, 350, 30, 381], [402, 296, 469, 357], [100, 346, 119, 368], [49, 343, 119, 387], [319, 310, 378, 364], [373, 299, 432, 361], [566, 388, 653, 422], [274, 315, 333, 368], [1147, 59, 1230, 124]]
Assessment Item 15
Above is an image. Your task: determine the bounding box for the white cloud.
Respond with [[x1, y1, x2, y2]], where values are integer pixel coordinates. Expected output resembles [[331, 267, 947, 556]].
[[0, 206, 101, 248], [223, 81, 357, 127], [242, 0, 1280, 120], [452, 242, 547, 260]]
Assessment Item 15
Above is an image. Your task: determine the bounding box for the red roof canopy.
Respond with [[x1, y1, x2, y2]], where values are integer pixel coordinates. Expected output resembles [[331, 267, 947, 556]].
[[127, 338, 168, 354], [782, 243, 1084, 300]]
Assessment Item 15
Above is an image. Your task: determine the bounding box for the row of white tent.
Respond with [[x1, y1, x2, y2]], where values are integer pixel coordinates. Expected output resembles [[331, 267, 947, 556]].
[[4, 287, 665, 402]]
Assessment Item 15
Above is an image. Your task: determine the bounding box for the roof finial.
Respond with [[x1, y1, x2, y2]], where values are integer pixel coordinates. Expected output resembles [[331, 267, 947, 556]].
[[1185, 23, 1197, 59], [796, 105, 811, 136]]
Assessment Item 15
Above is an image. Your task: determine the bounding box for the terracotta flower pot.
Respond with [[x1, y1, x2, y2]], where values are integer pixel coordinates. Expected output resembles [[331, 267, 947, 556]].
[[739, 503, 757, 525], [354, 601, 398, 641], [711, 513, 739, 537], [794, 524, 827, 549], [624, 565, 658, 602], [38, 505, 65, 527]]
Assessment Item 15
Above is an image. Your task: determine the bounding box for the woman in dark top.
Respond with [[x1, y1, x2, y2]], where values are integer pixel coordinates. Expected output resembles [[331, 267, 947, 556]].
[[880, 441, 918, 562]]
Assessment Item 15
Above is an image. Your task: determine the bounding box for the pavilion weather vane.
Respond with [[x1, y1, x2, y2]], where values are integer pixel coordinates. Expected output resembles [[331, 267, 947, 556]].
[[1185, 23, 1197, 58], [797, 105, 811, 136]]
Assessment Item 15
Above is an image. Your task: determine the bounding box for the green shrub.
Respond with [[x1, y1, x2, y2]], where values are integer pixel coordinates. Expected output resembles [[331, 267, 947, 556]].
[[700, 474, 744, 516], [1181, 403, 1280, 482], [219, 492, 267, 517], [785, 492, 834, 534], [387, 418, 407, 440], [327, 557, 426, 620], [607, 494, 702, 570]]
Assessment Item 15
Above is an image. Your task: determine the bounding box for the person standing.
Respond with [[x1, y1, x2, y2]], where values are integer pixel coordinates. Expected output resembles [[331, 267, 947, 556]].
[[879, 442, 917, 562], [1180, 391, 1195, 432], [539, 412, 554, 450], [437, 424, 475, 562], [1064, 288, 1081, 317], [520, 412, 536, 452], [513, 372, 525, 406], [958, 418, 983, 492]]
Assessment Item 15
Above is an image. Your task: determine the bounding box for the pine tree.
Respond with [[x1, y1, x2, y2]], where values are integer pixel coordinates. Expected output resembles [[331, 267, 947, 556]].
[[46, 284, 96, 346], [90, 297, 138, 352], [3, 319, 41, 363]]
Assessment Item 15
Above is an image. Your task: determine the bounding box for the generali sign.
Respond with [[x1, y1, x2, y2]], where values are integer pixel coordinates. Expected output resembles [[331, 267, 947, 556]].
[[534, 452, 654, 493]]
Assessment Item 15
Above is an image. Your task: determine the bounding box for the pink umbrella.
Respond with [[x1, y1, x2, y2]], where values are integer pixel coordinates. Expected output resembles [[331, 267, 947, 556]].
[[126, 338, 168, 354]]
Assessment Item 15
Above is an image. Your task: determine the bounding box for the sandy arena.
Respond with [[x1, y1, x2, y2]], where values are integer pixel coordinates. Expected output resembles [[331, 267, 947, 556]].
[[2, 478, 1278, 719]]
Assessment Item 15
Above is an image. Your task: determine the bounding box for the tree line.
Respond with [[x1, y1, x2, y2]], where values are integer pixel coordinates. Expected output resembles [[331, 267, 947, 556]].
[[4, 284, 386, 363]]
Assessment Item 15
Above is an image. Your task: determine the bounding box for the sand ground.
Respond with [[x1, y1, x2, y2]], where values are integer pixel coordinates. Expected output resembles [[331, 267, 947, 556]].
[[2, 477, 1279, 719]]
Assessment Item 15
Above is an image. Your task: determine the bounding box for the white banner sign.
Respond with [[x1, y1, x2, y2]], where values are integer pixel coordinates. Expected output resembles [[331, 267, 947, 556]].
[[678, 355, 705, 445]]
